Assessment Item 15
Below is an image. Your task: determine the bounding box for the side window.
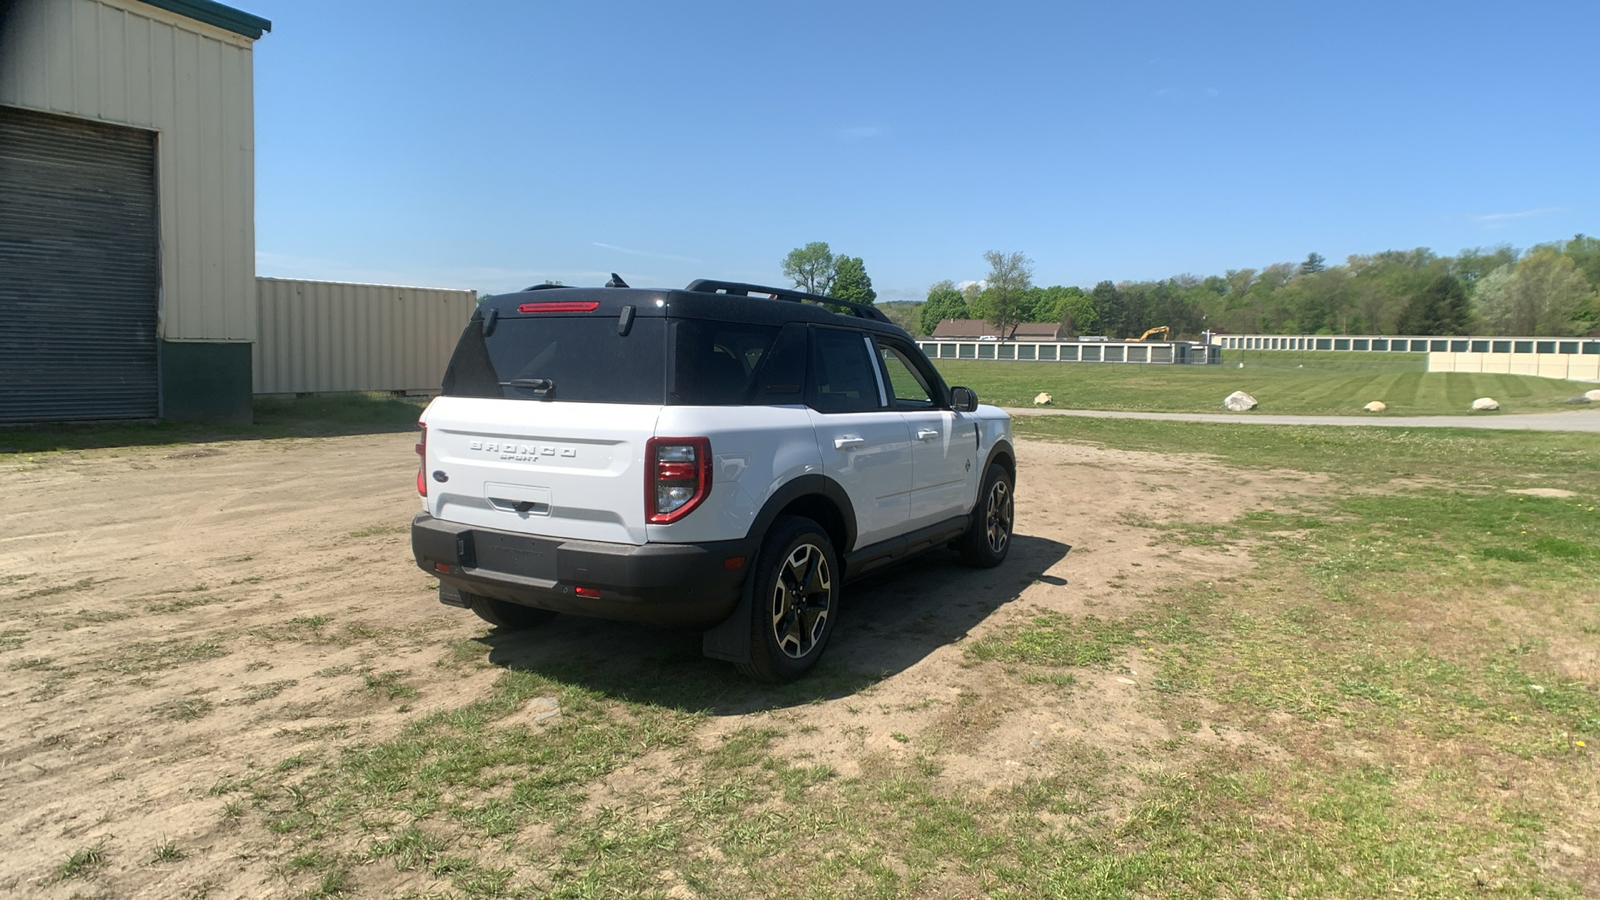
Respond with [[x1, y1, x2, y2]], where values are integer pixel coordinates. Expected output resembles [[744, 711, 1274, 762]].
[[749, 322, 808, 404], [670, 320, 779, 406], [808, 327, 886, 413], [878, 343, 937, 410]]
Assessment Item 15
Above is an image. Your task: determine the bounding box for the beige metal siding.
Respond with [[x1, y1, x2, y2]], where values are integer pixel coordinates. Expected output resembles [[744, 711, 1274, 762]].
[[254, 279, 478, 394], [0, 0, 257, 342], [1428, 352, 1600, 383]]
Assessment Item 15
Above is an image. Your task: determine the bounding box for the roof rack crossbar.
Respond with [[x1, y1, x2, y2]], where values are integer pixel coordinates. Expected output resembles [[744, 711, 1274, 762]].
[[684, 279, 891, 323]]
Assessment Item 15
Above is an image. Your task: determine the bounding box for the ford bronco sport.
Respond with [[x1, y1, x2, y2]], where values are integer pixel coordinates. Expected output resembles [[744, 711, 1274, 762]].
[[412, 278, 1014, 681]]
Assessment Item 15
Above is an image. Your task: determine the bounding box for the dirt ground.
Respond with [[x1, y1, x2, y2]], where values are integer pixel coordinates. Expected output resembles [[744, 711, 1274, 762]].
[[0, 431, 1323, 897]]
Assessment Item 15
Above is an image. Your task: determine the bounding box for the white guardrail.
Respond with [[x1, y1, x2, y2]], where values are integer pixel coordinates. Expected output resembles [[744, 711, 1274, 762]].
[[915, 340, 1217, 365]]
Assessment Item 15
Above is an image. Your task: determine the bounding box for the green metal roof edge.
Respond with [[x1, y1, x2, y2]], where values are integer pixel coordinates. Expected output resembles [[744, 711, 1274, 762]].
[[133, 0, 271, 40]]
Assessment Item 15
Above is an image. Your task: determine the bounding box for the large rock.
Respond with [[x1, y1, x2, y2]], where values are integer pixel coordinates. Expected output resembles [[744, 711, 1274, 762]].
[[1224, 390, 1257, 411], [1564, 395, 1592, 405], [1471, 397, 1500, 411], [1033, 392, 1053, 406], [1587, 389, 1600, 402], [1364, 401, 1387, 413]]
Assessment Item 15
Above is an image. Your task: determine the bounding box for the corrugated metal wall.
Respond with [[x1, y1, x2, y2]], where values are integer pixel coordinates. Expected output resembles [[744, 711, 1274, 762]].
[[254, 278, 477, 394], [0, 0, 258, 343]]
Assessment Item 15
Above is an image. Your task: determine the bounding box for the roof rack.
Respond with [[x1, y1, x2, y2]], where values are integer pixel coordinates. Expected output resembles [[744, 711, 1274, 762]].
[[684, 279, 891, 324]]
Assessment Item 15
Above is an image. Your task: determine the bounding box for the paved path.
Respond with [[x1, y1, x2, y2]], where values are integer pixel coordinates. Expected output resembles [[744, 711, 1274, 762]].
[[1006, 406, 1600, 432]]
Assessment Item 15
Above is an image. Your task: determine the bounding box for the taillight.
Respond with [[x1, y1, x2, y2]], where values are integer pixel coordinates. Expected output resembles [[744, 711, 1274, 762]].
[[415, 423, 427, 497], [645, 437, 712, 524]]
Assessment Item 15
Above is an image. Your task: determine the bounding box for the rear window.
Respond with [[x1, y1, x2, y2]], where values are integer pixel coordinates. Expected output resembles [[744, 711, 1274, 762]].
[[441, 313, 807, 406], [442, 316, 668, 404]]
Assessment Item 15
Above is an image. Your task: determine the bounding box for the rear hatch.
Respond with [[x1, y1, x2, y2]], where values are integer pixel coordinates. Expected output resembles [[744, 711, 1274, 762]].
[[423, 397, 660, 545], [421, 303, 669, 545]]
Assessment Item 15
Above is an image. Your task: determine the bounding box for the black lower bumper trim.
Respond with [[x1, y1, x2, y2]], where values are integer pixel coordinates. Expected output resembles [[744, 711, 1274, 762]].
[[412, 514, 751, 627]]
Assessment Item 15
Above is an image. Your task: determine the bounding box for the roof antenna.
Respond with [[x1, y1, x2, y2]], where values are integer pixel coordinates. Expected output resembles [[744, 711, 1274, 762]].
[[605, 272, 629, 288]]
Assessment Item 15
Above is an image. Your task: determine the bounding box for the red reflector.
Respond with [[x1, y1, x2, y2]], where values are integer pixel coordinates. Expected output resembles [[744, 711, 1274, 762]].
[[433, 562, 451, 573], [657, 461, 697, 480], [416, 423, 428, 497], [574, 585, 600, 598], [723, 556, 745, 570], [518, 300, 600, 314]]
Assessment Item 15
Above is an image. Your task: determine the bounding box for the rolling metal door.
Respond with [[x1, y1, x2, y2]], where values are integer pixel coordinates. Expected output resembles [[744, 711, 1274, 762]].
[[0, 106, 159, 423]]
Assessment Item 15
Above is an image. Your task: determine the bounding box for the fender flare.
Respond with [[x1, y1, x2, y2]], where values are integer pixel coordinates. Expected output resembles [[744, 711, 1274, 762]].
[[742, 473, 857, 553], [982, 438, 1016, 479]]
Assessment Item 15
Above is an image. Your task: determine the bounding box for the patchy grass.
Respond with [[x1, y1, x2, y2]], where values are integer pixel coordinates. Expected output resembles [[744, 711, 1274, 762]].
[[53, 842, 108, 882], [99, 639, 228, 675], [138, 419, 1592, 897], [0, 391, 428, 455], [934, 353, 1582, 414]]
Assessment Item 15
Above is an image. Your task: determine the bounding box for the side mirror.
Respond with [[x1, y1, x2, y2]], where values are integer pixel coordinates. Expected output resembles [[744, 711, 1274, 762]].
[[951, 386, 978, 412]]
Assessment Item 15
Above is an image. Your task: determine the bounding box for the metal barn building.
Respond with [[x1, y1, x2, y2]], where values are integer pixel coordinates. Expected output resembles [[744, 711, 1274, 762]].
[[0, 0, 270, 423]]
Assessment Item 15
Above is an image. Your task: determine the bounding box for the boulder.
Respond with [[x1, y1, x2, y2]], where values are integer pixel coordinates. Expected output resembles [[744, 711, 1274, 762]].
[[1364, 401, 1387, 413], [1587, 389, 1600, 402], [1471, 397, 1500, 411], [1223, 390, 1257, 411], [1033, 392, 1053, 406], [1564, 395, 1592, 405]]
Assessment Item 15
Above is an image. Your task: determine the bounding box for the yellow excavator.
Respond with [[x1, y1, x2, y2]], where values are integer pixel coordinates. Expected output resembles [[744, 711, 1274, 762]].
[[1130, 326, 1170, 341]]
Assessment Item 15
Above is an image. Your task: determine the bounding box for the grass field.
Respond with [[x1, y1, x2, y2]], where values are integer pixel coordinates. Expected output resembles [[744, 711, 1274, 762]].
[[935, 351, 1587, 415], [185, 419, 1593, 898]]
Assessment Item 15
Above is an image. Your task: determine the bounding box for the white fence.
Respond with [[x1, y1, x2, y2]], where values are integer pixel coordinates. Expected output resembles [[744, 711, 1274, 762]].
[[916, 340, 1216, 365], [1213, 333, 1600, 357], [254, 278, 477, 395]]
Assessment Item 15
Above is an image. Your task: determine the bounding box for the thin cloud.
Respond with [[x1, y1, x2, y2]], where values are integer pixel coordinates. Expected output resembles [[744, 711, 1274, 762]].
[[1471, 207, 1561, 227], [837, 125, 887, 141], [591, 242, 701, 264]]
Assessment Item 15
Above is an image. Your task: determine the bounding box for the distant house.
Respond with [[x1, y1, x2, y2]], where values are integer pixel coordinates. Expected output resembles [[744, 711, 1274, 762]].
[[929, 319, 1064, 341]]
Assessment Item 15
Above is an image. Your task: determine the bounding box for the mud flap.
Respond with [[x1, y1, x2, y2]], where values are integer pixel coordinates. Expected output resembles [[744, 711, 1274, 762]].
[[438, 582, 468, 608], [700, 572, 754, 663]]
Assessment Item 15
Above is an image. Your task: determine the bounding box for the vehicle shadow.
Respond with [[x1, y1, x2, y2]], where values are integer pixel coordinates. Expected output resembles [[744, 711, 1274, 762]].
[[480, 533, 1072, 715]]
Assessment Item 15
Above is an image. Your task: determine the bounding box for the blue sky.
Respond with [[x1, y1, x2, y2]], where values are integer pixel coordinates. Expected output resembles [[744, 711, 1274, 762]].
[[249, 0, 1598, 301]]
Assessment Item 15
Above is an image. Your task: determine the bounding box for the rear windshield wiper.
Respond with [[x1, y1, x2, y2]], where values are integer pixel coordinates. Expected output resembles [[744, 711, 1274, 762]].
[[502, 378, 555, 399]]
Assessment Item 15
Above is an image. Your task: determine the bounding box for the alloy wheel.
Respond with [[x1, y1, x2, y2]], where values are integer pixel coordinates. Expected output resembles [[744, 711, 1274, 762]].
[[769, 542, 832, 659]]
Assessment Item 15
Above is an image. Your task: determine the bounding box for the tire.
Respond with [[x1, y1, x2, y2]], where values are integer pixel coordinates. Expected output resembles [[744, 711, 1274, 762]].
[[957, 463, 1014, 568], [736, 515, 840, 682], [463, 591, 558, 630]]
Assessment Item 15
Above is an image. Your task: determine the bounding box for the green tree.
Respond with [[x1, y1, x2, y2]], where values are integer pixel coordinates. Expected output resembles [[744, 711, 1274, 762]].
[[1300, 252, 1327, 275], [1089, 281, 1124, 337], [1451, 245, 1518, 290], [920, 281, 968, 335], [1560, 234, 1600, 290], [781, 242, 835, 296], [1395, 274, 1469, 335], [828, 256, 877, 306], [1056, 289, 1098, 336], [981, 251, 1033, 338], [1474, 249, 1591, 335]]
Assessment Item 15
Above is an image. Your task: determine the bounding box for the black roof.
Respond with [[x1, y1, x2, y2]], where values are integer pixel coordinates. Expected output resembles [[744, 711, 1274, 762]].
[[477, 279, 911, 340]]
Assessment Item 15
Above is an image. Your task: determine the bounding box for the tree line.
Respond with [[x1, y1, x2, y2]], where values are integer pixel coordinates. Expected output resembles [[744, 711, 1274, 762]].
[[784, 235, 1600, 339]]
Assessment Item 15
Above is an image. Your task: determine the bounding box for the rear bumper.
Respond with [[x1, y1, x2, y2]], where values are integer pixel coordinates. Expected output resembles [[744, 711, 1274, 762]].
[[410, 514, 752, 627]]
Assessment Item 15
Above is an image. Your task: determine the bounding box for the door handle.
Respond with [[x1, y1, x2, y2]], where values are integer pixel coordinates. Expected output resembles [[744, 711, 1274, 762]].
[[834, 436, 865, 451], [916, 429, 940, 441]]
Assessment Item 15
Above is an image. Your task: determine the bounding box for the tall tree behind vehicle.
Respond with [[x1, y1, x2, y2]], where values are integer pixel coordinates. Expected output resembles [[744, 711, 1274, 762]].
[[982, 250, 1033, 338]]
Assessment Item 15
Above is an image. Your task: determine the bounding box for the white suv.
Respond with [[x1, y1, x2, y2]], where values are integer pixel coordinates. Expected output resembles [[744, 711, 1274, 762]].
[[412, 278, 1014, 680]]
